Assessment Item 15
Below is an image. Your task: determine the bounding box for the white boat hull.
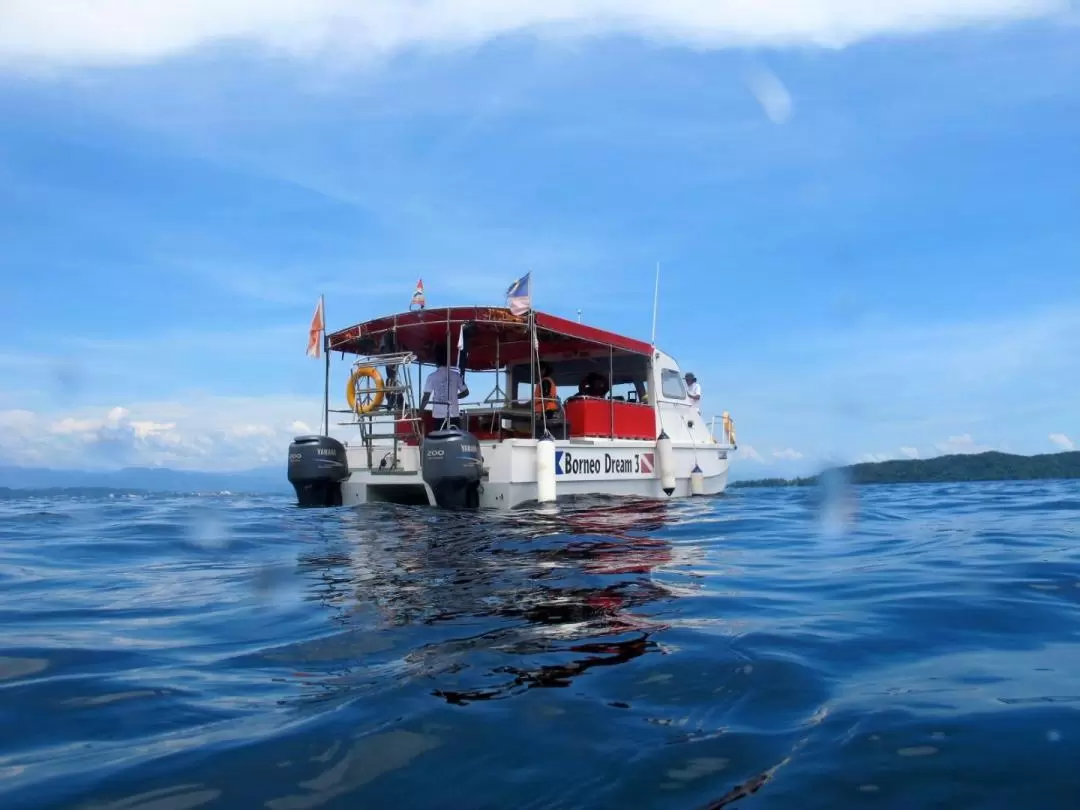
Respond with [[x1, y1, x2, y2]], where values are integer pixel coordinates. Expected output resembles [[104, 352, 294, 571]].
[[339, 438, 730, 509]]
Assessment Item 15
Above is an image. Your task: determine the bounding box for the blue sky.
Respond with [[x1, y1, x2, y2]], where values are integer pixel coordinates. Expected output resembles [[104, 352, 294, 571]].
[[1, 1, 1078, 475]]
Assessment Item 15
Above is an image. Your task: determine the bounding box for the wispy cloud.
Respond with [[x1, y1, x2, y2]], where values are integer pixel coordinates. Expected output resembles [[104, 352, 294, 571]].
[[0, 394, 322, 470], [1049, 432, 1075, 451], [1, 0, 1068, 71], [933, 434, 995, 455], [772, 448, 804, 460], [708, 303, 1080, 460]]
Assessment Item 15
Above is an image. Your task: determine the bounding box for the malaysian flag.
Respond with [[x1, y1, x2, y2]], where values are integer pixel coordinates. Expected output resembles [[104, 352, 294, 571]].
[[410, 279, 425, 310], [505, 272, 531, 316]]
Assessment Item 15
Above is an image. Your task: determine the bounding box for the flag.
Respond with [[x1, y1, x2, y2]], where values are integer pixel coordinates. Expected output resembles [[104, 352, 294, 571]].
[[506, 272, 531, 316], [410, 278, 425, 310], [306, 296, 324, 358], [456, 323, 467, 376]]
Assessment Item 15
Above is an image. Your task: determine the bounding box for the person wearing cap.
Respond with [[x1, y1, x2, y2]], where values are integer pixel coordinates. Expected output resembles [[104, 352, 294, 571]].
[[684, 372, 702, 407], [420, 343, 470, 428]]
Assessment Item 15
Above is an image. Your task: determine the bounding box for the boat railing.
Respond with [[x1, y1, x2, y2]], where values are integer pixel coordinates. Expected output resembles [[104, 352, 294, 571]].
[[708, 412, 737, 449], [330, 351, 424, 469]]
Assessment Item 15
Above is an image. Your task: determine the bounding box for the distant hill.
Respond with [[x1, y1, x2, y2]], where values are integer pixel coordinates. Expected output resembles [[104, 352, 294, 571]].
[[0, 465, 291, 494], [731, 450, 1080, 489]]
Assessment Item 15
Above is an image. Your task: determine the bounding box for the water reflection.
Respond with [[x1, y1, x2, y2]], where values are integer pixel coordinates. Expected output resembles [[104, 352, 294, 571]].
[[292, 499, 683, 706]]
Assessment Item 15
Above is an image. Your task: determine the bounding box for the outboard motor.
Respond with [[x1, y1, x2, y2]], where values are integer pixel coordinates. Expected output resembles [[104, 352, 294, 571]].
[[421, 427, 483, 508], [287, 435, 348, 507]]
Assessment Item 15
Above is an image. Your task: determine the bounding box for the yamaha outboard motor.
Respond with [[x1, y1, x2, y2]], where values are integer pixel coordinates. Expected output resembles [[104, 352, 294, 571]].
[[287, 435, 348, 507], [421, 427, 483, 508]]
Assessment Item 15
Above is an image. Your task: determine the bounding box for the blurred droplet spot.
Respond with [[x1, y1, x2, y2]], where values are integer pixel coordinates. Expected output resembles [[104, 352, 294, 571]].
[[0, 656, 49, 681], [50, 360, 85, 403], [897, 745, 938, 757], [185, 506, 231, 550]]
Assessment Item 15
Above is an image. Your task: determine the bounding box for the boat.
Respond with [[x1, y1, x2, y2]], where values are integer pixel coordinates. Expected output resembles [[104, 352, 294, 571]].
[[286, 305, 737, 509]]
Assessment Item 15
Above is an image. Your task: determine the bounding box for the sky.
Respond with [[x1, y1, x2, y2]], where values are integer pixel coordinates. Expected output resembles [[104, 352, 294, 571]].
[[1, 1, 1078, 477]]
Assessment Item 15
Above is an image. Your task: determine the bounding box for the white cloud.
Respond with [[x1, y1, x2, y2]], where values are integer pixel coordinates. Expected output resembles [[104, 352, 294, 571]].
[[859, 452, 891, 462], [772, 448, 804, 460], [899, 446, 920, 458], [1049, 432, 1075, 451], [736, 444, 765, 463], [0, 395, 323, 471], [0, 0, 1067, 70], [933, 433, 994, 455]]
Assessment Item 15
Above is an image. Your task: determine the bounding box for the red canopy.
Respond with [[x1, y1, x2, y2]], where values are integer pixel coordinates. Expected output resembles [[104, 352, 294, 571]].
[[327, 306, 652, 370]]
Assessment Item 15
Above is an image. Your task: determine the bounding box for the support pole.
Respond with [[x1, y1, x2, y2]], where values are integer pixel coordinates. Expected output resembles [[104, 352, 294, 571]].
[[444, 312, 452, 430], [321, 294, 329, 436], [609, 344, 614, 439], [529, 312, 537, 440]]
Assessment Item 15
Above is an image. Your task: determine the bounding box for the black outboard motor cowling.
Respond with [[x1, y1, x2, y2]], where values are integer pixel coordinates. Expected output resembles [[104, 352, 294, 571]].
[[288, 435, 348, 507], [421, 428, 483, 508]]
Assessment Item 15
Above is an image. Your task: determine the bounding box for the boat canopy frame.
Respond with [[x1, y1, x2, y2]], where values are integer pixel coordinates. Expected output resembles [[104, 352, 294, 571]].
[[324, 305, 658, 444], [327, 306, 653, 371]]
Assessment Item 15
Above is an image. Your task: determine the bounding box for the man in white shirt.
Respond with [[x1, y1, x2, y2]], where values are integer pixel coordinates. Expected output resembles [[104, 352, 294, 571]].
[[420, 351, 470, 428], [684, 372, 702, 408]]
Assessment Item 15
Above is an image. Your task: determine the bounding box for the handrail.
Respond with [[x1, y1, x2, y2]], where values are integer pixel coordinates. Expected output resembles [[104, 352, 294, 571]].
[[348, 351, 417, 368], [707, 412, 737, 448]]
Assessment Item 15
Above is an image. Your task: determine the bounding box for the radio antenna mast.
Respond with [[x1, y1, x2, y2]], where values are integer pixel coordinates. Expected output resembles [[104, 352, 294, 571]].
[[650, 261, 661, 349]]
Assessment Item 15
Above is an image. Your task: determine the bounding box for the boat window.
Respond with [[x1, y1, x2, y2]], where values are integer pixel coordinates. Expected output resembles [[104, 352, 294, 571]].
[[660, 368, 686, 400]]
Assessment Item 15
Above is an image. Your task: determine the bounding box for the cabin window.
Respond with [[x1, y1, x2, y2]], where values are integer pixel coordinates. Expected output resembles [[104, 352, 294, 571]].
[[660, 368, 686, 400]]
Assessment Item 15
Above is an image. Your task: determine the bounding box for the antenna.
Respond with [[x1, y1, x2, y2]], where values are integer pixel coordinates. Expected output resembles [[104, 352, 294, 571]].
[[650, 261, 661, 349], [576, 309, 582, 323]]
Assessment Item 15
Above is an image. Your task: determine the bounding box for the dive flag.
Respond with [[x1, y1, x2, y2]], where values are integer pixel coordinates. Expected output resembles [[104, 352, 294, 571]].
[[410, 278, 426, 310], [506, 272, 531, 316], [306, 296, 324, 359]]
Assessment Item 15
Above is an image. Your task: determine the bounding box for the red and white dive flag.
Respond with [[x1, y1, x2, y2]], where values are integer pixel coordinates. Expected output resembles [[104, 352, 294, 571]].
[[410, 279, 426, 310], [306, 296, 324, 358]]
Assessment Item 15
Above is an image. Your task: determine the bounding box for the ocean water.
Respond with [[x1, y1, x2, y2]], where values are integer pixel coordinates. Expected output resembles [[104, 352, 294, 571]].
[[2, 481, 1080, 809]]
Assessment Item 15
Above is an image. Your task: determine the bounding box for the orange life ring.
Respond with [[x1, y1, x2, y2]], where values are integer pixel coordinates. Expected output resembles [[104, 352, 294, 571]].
[[346, 366, 385, 414]]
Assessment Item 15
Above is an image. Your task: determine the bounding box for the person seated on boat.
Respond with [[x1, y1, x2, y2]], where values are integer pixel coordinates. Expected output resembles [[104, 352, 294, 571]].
[[684, 372, 702, 408], [567, 372, 604, 401], [566, 379, 590, 402], [420, 344, 470, 429], [588, 371, 610, 399], [533, 362, 559, 414]]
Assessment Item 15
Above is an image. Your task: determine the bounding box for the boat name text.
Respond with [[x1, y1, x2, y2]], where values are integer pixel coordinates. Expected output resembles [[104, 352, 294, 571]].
[[555, 451, 654, 477]]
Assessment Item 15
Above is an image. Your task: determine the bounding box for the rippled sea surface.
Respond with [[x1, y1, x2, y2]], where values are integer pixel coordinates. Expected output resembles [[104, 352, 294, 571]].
[[3, 481, 1080, 809]]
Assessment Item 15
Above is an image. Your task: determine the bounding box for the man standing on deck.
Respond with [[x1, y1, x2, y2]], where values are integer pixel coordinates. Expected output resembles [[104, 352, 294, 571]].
[[684, 372, 702, 408], [419, 346, 469, 429]]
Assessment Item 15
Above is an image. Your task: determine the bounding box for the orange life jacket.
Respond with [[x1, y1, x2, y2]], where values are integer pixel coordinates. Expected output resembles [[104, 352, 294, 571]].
[[533, 377, 558, 412]]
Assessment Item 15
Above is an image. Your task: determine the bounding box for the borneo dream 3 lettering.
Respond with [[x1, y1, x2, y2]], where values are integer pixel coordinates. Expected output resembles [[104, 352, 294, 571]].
[[554, 451, 653, 476]]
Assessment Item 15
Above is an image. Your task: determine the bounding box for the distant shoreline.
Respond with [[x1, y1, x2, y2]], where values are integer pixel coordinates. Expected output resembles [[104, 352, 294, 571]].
[[731, 450, 1080, 489]]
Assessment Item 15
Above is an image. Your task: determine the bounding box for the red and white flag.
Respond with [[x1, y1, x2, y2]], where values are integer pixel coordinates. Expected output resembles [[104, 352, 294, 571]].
[[410, 279, 426, 310], [306, 296, 324, 358]]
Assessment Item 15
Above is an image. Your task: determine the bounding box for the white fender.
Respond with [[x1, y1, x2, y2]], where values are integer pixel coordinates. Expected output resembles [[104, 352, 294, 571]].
[[690, 463, 704, 496], [536, 436, 557, 503], [656, 430, 675, 496]]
